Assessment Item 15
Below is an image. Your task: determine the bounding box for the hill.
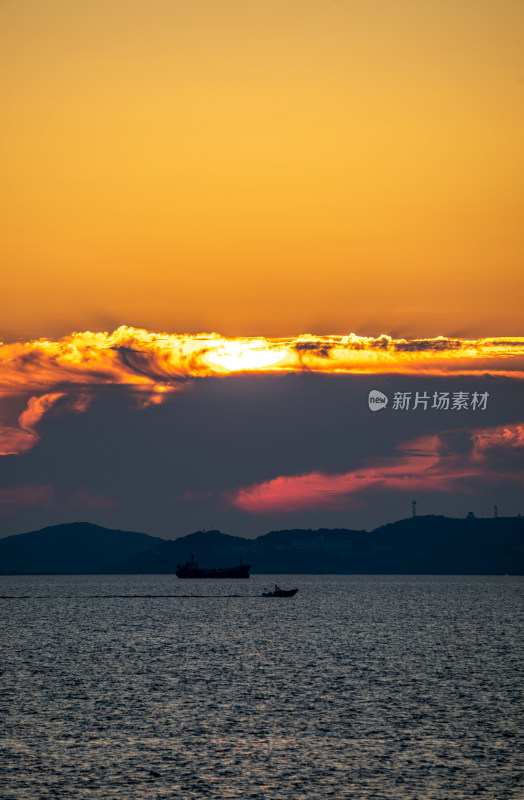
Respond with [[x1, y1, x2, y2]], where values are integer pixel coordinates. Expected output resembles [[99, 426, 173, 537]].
[[102, 529, 255, 574], [105, 516, 524, 575], [0, 522, 162, 574], [1, 516, 523, 574]]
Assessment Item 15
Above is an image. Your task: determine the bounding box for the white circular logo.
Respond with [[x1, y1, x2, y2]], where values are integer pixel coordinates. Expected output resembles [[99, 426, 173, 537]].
[[368, 390, 389, 411]]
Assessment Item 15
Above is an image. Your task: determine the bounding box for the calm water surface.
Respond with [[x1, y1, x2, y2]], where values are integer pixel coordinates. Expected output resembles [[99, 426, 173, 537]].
[[1, 575, 522, 799]]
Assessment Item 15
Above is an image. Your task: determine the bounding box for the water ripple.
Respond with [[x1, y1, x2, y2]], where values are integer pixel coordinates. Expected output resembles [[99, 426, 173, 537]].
[[1, 574, 522, 799]]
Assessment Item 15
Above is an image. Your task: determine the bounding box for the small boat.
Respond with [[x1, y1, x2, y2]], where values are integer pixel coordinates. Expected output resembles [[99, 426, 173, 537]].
[[262, 585, 298, 597]]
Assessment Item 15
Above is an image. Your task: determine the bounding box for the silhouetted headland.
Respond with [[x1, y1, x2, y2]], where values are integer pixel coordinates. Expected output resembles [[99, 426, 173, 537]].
[[0, 522, 162, 575]]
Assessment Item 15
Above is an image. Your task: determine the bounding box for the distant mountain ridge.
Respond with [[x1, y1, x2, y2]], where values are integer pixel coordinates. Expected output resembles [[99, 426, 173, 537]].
[[0, 522, 162, 574], [0, 516, 523, 575]]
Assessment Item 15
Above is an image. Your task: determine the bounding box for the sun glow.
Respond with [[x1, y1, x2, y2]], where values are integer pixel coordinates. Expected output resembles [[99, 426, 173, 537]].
[[201, 340, 286, 373]]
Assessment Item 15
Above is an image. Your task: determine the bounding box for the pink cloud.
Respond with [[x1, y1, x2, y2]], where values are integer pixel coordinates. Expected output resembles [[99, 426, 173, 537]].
[[0, 426, 37, 456], [0, 391, 91, 456], [472, 423, 524, 458], [18, 392, 65, 433], [0, 484, 55, 513], [0, 392, 65, 455], [67, 487, 115, 509], [228, 426, 524, 514]]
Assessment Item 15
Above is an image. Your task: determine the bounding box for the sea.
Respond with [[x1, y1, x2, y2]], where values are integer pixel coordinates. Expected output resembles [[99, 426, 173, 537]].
[[0, 574, 522, 800]]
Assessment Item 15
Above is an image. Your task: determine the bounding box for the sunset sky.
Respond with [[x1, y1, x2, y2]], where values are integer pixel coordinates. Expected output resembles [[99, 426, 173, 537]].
[[1, 1, 523, 539], [2, 0, 523, 338]]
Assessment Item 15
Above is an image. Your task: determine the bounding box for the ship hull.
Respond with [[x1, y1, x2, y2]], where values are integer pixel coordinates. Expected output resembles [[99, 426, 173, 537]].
[[176, 564, 251, 579]]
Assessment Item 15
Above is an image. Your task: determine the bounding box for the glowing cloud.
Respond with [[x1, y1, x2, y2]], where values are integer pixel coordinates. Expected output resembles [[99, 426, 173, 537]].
[[472, 424, 524, 458], [1, 328, 523, 457], [0, 328, 523, 397], [18, 393, 65, 433], [0, 392, 64, 455], [228, 426, 524, 514]]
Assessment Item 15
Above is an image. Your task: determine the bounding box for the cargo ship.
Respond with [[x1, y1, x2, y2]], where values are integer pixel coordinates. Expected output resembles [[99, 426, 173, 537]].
[[175, 555, 250, 579]]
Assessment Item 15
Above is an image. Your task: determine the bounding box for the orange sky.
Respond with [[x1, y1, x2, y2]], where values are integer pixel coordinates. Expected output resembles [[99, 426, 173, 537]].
[[1, 0, 523, 339]]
